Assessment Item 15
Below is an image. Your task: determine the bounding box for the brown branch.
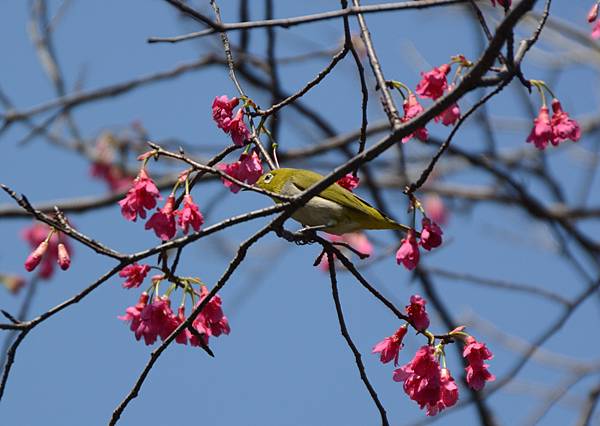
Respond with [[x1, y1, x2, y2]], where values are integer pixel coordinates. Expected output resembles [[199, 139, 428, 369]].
[[327, 251, 389, 425], [149, 0, 469, 44]]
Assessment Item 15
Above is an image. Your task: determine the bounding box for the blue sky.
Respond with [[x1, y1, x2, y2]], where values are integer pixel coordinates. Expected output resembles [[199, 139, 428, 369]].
[[1, 1, 599, 425]]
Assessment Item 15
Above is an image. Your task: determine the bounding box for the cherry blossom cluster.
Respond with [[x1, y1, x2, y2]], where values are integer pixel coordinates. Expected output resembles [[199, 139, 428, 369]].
[[212, 95, 251, 146], [119, 163, 204, 241], [22, 223, 71, 278], [526, 81, 580, 150], [118, 266, 230, 348], [391, 56, 473, 144], [210, 95, 268, 194], [396, 216, 443, 271], [218, 149, 264, 193], [589, 2, 600, 39], [373, 295, 495, 416]]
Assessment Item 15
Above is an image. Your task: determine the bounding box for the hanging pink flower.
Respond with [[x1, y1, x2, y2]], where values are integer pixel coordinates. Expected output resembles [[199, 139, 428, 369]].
[[57, 243, 71, 270], [212, 95, 239, 131], [393, 346, 456, 416], [238, 150, 263, 185], [416, 64, 450, 100], [593, 20, 600, 39], [372, 325, 407, 366], [337, 173, 360, 191], [435, 102, 461, 126], [218, 161, 243, 193], [90, 162, 133, 193], [24, 241, 48, 272], [218, 150, 263, 193], [463, 336, 496, 391], [550, 99, 581, 145], [526, 106, 553, 150], [319, 232, 373, 271], [424, 195, 448, 226], [228, 109, 251, 146], [118, 168, 161, 221], [401, 94, 428, 143], [175, 194, 205, 234], [119, 263, 151, 289], [396, 230, 420, 270], [22, 224, 71, 279], [434, 368, 459, 416], [145, 195, 177, 241], [192, 286, 231, 339], [127, 297, 173, 346], [118, 292, 149, 341], [420, 218, 443, 251], [406, 295, 430, 331]]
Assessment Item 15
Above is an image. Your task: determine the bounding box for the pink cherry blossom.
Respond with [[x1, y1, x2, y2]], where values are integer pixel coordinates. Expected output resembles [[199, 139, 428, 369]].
[[218, 162, 243, 193], [192, 286, 231, 339], [396, 230, 420, 270], [127, 296, 173, 345], [239, 150, 263, 185], [118, 292, 149, 340], [175, 194, 205, 234], [337, 173, 360, 191], [218, 150, 263, 193], [393, 345, 455, 416], [22, 223, 68, 279], [463, 336, 496, 391], [593, 20, 600, 39], [526, 106, 553, 150], [401, 94, 428, 143], [319, 232, 373, 271], [424, 195, 448, 226], [212, 95, 239, 131], [119, 263, 151, 289], [57, 243, 71, 270], [551, 98, 581, 145], [435, 102, 461, 126], [118, 168, 161, 221], [420, 218, 443, 251], [145, 195, 177, 241], [90, 162, 133, 193], [173, 306, 192, 345], [432, 368, 459, 416], [372, 325, 407, 366], [406, 294, 430, 331], [24, 241, 48, 272], [416, 64, 450, 100], [228, 109, 251, 146]]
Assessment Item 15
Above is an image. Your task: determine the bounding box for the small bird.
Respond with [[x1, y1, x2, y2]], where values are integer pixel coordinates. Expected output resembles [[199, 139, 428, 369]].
[[254, 168, 410, 235]]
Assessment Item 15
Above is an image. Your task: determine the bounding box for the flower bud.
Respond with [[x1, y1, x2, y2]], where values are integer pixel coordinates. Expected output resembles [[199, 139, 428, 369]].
[[24, 241, 48, 272], [588, 3, 599, 23], [57, 243, 71, 270]]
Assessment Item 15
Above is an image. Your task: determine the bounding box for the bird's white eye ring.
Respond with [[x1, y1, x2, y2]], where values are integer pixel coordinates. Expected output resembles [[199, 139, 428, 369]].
[[264, 173, 273, 183]]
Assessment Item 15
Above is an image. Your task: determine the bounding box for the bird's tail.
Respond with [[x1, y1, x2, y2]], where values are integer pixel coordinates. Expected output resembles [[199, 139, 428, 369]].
[[369, 217, 411, 233]]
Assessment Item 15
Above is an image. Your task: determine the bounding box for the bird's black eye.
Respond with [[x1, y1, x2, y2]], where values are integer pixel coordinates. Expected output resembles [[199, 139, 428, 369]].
[[264, 173, 274, 183]]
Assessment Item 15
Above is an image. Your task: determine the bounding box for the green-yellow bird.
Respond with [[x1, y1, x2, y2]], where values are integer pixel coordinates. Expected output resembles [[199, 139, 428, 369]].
[[254, 168, 410, 235]]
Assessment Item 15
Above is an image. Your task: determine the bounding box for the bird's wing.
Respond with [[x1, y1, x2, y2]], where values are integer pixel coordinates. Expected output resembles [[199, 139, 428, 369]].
[[289, 171, 393, 222]]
